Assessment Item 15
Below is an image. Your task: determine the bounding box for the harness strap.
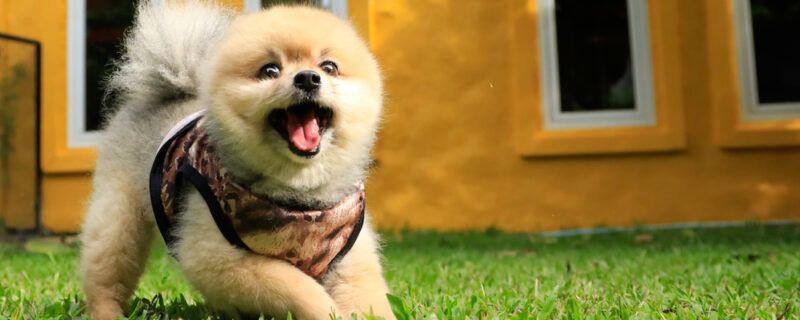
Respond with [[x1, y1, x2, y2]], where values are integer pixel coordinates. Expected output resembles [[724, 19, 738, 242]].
[[330, 200, 364, 265], [149, 117, 202, 250], [177, 163, 251, 250]]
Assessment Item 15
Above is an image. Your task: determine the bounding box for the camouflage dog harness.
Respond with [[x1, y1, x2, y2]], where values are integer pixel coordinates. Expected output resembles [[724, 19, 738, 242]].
[[149, 111, 364, 280]]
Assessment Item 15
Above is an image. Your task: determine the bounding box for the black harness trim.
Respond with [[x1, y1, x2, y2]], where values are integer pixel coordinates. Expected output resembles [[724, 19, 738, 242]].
[[149, 117, 201, 249], [177, 163, 251, 251], [330, 200, 364, 265]]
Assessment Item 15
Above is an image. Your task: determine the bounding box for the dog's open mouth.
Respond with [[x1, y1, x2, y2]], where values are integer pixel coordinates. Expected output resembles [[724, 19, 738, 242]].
[[267, 101, 333, 157]]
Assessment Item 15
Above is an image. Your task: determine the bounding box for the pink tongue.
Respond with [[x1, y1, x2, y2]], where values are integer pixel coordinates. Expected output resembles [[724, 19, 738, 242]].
[[286, 108, 320, 151]]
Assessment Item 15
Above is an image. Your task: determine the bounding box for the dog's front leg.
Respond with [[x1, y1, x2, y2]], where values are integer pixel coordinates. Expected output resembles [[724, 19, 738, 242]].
[[175, 192, 342, 319], [324, 223, 396, 320], [189, 255, 342, 319]]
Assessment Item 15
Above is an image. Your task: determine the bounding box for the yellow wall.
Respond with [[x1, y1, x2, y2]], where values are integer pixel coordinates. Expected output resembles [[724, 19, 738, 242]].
[[1, 0, 798, 232], [364, 0, 800, 231], [0, 0, 90, 231]]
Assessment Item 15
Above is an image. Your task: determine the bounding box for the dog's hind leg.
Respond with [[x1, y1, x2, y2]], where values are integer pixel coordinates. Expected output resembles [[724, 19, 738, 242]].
[[80, 173, 154, 320], [324, 223, 396, 320]]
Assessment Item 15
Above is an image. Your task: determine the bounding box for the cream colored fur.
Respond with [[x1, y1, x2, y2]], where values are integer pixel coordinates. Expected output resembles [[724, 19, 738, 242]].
[[80, 1, 393, 319]]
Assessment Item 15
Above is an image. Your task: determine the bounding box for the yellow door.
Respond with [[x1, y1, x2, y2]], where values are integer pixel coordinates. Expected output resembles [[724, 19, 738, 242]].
[[0, 34, 39, 230]]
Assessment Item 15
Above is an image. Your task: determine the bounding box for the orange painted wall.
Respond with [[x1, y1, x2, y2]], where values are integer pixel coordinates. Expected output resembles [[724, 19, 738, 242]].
[[2, 0, 798, 232], [0, 0, 92, 232], [364, 0, 800, 231]]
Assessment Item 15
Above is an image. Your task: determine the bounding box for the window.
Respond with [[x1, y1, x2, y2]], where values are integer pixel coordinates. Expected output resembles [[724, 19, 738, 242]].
[[510, 0, 684, 156], [244, 0, 348, 18], [538, 0, 655, 130], [734, 0, 800, 122], [67, 0, 138, 147], [709, 0, 800, 148]]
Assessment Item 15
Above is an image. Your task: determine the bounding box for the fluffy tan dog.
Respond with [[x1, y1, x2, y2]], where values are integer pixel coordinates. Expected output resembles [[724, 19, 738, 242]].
[[79, 1, 393, 319]]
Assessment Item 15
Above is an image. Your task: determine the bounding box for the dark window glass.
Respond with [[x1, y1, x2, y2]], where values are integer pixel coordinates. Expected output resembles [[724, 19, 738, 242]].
[[555, 0, 635, 112], [85, 0, 136, 131], [750, 0, 800, 104]]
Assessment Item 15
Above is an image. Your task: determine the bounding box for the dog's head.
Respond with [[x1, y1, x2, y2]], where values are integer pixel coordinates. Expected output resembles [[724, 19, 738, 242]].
[[201, 6, 381, 195]]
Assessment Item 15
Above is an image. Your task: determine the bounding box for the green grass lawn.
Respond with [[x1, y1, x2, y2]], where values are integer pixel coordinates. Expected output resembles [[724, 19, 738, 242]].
[[1, 224, 799, 319]]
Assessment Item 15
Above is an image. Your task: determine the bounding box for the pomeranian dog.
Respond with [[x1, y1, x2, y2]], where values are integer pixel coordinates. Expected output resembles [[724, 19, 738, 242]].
[[79, 1, 393, 319]]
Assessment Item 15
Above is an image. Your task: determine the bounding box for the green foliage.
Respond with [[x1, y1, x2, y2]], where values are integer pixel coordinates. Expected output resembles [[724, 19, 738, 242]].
[[387, 294, 409, 320], [1, 225, 799, 319], [380, 225, 800, 319]]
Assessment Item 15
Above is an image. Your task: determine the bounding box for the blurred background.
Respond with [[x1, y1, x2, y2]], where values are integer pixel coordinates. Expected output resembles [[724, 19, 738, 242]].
[[0, 0, 799, 234]]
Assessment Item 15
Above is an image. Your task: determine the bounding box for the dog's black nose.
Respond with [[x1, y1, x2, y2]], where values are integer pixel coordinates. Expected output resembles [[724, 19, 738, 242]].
[[293, 70, 321, 92]]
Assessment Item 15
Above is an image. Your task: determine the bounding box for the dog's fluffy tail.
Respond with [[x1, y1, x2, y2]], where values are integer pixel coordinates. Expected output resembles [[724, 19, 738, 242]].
[[106, 0, 234, 108]]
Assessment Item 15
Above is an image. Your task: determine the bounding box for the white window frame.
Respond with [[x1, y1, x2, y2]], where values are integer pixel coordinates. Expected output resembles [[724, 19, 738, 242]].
[[67, 0, 99, 147], [733, 0, 800, 122], [537, 0, 656, 130], [244, 0, 348, 19]]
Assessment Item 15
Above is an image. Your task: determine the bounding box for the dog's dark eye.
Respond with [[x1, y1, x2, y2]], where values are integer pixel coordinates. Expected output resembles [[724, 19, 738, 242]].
[[259, 63, 281, 79], [319, 60, 338, 76]]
